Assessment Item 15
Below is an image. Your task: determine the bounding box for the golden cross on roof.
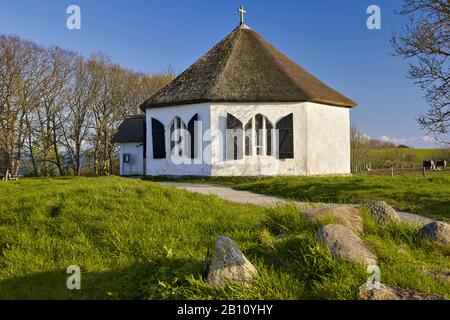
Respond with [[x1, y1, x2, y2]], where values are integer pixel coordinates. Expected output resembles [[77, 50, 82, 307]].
[[238, 6, 246, 24]]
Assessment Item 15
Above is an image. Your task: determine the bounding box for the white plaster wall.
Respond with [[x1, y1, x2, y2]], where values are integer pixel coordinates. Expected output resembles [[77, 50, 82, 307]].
[[120, 143, 145, 176], [146, 103, 212, 176], [306, 102, 351, 175], [210, 102, 308, 176], [145, 101, 351, 177]]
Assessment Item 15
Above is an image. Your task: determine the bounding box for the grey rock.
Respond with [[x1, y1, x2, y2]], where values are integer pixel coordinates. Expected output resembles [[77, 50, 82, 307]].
[[365, 201, 400, 225], [317, 224, 377, 266], [419, 221, 450, 245], [304, 206, 363, 234], [358, 283, 446, 300], [207, 236, 258, 287], [425, 270, 450, 284], [397, 211, 433, 227]]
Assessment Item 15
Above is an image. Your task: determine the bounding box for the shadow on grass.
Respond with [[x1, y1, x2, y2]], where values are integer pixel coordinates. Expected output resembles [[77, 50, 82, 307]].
[[0, 257, 206, 300]]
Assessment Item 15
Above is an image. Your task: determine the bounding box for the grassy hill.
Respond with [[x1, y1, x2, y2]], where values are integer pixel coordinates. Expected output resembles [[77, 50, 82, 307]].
[[0, 176, 449, 300], [366, 148, 449, 169]]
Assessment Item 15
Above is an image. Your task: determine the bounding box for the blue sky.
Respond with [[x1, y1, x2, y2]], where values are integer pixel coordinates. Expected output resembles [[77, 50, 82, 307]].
[[0, 0, 447, 148]]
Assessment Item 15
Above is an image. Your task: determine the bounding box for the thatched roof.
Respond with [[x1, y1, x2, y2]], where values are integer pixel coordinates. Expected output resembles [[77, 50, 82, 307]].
[[112, 114, 145, 143], [140, 24, 357, 110]]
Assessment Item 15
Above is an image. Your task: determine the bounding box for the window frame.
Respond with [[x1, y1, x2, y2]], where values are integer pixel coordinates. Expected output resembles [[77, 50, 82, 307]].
[[244, 114, 274, 157]]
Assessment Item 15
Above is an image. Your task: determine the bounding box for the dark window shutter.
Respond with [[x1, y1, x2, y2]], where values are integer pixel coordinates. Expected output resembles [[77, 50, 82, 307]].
[[227, 113, 242, 130], [143, 119, 147, 159], [152, 118, 166, 159], [227, 113, 243, 160], [276, 113, 294, 159], [188, 113, 199, 159]]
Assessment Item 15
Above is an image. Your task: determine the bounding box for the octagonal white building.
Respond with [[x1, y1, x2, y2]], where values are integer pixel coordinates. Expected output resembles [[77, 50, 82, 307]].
[[114, 22, 357, 177]]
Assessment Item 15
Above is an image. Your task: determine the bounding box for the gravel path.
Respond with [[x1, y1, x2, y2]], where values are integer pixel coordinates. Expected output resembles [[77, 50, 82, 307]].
[[161, 182, 287, 206], [160, 182, 435, 226]]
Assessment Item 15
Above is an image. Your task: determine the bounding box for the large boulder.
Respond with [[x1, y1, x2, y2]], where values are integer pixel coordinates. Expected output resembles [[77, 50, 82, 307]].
[[317, 224, 377, 266], [358, 283, 446, 300], [304, 206, 363, 234], [365, 201, 400, 225], [207, 236, 258, 287], [419, 221, 450, 245]]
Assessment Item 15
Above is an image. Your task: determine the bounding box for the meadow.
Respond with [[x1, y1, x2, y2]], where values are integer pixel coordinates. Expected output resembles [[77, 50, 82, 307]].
[[153, 175, 450, 222], [0, 176, 449, 300], [365, 148, 449, 169]]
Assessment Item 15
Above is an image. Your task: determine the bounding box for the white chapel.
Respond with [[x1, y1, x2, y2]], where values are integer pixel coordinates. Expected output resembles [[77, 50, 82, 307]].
[[113, 7, 357, 177]]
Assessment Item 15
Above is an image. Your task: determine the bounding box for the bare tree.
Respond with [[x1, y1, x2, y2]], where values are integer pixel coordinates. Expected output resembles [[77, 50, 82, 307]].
[[63, 56, 92, 175], [87, 56, 126, 176], [35, 47, 75, 176], [350, 123, 399, 173], [0, 35, 46, 176], [351, 123, 370, 173], [391, 0, 449, 138], [1, 33, 173, 177]]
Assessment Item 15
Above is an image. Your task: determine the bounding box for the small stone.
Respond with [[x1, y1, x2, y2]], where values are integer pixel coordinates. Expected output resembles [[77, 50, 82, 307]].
[[358, 283, 446, 300], [317, 224, 377, 266], [365, 201, 401, 225], [207, 236, 258, 287], [419, 221, 450, 245], [304, 206, 363, 234]]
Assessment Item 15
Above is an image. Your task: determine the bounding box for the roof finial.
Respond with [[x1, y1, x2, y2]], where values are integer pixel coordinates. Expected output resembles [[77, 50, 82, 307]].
[[238, 5, 246, 25]]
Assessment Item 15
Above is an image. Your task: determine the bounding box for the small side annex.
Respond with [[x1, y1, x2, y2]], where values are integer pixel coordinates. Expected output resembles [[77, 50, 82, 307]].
[[112, 114, 146, 176]]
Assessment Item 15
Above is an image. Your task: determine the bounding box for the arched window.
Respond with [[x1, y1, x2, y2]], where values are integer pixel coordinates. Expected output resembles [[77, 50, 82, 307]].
[[245, 120, 252, 156], [244, 114, 273, 156], [170, 116, 187, 157], [255, 114, 264, 155], [266, 120, 274, 156], [233, 136, 238, 160]]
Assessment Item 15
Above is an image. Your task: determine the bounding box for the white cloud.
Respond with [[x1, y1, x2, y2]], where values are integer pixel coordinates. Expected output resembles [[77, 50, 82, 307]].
[[420, 135, 437, 143]]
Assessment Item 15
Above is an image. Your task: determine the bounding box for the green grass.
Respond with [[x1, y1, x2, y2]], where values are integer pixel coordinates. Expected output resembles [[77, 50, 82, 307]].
[[366, 148, 449, 169], [149, 175, 450, 222], [0, 177, 449, 300]]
